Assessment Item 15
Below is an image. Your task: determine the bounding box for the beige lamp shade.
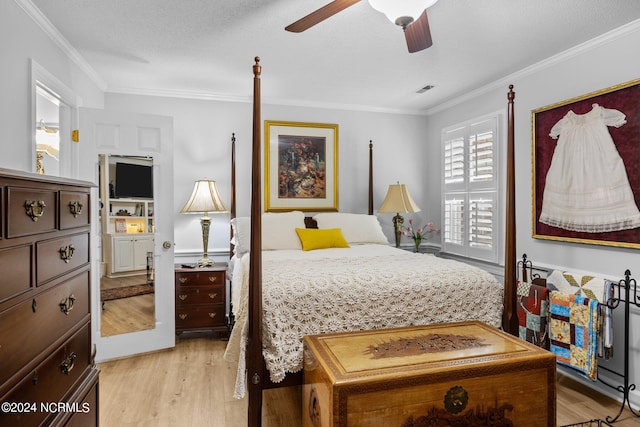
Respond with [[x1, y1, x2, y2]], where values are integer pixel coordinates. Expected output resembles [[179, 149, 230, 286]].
[[181, 180, 228, 214], [378, 183, 421, 213]]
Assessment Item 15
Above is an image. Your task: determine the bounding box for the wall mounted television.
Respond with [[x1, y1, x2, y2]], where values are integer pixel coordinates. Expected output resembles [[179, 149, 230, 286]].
[[115, 162, 153, 199]]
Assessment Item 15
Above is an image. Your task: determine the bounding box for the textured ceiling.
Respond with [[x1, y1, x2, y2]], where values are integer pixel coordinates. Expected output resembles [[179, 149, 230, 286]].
[[30, 0, 640, 114]]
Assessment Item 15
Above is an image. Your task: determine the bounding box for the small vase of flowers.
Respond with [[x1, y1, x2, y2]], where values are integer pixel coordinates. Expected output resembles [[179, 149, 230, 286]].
[[402, 219, 439, 252]]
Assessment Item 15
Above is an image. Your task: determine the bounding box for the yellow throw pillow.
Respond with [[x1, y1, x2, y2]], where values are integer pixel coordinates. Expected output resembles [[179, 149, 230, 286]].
[[295, 228, 350, 251]]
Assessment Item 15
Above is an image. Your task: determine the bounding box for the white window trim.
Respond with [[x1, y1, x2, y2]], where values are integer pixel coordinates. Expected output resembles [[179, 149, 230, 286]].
[[441, 110, 505, 264]]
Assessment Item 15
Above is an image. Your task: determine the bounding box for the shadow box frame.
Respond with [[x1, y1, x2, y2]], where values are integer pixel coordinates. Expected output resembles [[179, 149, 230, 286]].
[[264, 120, 339, 212], [532, 77, 640, 249]]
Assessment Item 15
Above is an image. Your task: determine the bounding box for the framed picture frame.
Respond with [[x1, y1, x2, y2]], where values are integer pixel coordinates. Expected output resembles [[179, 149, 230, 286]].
[[532, 77, 640, 249], [115, 218, 127, 233], [264, 120, 338, 212]]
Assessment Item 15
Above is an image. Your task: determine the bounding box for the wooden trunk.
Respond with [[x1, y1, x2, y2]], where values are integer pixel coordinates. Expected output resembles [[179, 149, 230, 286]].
[[303, 321, 556, 427]]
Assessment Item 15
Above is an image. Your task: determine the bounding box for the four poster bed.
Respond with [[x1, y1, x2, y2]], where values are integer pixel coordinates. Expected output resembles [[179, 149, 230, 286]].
[[224, 57, 518, 424]]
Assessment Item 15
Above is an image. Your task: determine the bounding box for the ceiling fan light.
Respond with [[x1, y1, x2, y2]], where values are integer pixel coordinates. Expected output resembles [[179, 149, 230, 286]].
[[368, 0, 438, 25]]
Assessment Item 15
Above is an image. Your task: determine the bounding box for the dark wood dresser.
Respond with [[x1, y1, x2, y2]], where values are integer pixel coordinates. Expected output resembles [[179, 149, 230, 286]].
[[0, 168, 99, 426], [175, 264, 227, 336]]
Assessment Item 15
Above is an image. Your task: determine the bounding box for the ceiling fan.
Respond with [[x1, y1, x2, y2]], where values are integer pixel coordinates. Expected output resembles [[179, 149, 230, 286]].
[[285, 0, 439, 53]]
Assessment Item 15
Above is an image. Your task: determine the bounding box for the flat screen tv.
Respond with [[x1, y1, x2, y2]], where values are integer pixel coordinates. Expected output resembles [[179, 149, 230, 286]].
[[115, 162, 153, 199]]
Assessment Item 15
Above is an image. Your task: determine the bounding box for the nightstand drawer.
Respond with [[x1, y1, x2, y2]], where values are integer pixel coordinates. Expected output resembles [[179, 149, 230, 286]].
[[176, 304, 225, 328], [175, 270, 224, 286], [176, 285, 224, 305]]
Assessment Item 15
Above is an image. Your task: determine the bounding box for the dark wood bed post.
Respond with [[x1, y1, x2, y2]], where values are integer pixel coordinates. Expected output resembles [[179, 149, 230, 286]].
[[247, 57, 264, 426], [368, 140, 374, 215], [503, 85, 518, 335], [230, 133, 236, 255]]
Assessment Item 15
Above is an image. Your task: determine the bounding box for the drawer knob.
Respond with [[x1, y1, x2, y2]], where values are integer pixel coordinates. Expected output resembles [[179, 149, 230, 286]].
[[179, 277, 188, 284], [179, 314, 187, 320], [208, 276, 217, 283], [68, 201, 84, 217], [24, 200, 46, 222], [179, 294, 187, 301], [209, 293, 217, 299], [59, 244, 75, 263], [208, 313, 216, 318], [59, 294, 75, 315], [60, 352, 77, 375]]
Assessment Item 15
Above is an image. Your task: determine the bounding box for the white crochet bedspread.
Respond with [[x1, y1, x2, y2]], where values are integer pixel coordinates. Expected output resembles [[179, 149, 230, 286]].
[[224, 245, 503, 398]]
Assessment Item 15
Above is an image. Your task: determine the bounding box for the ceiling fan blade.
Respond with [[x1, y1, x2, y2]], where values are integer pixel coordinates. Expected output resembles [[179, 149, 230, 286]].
[[285, 0, 361, 33], [404, 10, 433, 53]]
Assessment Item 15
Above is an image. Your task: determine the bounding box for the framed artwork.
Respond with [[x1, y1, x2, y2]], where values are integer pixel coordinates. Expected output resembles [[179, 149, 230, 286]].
[[264, 121, 338, 212], [115, 218, 127, 233], [532, 77, 640, 249]]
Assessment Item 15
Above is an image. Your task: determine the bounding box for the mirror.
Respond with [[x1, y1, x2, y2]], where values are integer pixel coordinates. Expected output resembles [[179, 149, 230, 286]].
[[35, 85, 61, 175], [99, 154, 156, 337]]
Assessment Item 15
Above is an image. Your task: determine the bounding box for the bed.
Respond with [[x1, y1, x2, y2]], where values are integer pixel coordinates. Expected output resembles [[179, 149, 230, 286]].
[[227, 57, 518, 424]]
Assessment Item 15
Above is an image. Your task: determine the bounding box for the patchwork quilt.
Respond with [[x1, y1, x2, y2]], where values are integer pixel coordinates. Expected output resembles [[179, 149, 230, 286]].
[[516, 280, 549, 348], [549, 290, 600, 380], [546, 270, 614, 359]]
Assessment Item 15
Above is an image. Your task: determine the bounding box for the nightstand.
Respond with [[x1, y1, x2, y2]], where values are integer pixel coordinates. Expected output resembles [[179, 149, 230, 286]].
[[175, 264, 227, 336]]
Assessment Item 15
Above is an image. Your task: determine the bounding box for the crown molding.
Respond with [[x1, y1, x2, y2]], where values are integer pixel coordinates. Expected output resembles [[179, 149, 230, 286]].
[[108, 86, 429, 116], [16, 0, 107, 91], [424, 18, 640, 116]]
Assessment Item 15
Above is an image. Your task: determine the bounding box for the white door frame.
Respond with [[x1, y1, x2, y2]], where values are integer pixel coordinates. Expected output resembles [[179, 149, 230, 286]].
[[79, 107, 175, 362]]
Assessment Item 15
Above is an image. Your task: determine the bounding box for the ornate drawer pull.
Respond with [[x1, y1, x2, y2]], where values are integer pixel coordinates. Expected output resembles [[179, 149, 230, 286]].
[[68, 201, 84, 217], [60, 352, 77, 375], [208, 276, 217, 283], [178, 277, 188, 284], [208, 313, 216, 318], [59, 245, 75, 263], [179, 294, 187, 301], [179, 314, 187, 320], [209, 293, 217, 299], [24, 200, 46, 221], [59, 294, 75, 315]]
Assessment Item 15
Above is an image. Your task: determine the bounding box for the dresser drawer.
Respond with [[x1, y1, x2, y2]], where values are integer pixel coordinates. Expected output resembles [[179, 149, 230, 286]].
[[0, 270, 90, 388], [63, 371, 99, 427], [0, 323, 91, 427], [6, 187, 57, 238], [176, 304, 225, 328], [0, 244, 32, 302], [60, 191, 90, 230], [175, 269, 224, 286], [37, 233, 89, 285], [176, 284, 224, 305]]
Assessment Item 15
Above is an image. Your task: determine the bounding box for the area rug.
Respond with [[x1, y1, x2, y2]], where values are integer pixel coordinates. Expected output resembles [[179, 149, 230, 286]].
[[101, 284, 154, 302]]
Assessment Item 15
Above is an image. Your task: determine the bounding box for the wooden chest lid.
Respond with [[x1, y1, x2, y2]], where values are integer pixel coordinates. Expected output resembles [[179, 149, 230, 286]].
[[303, 321, 555, 384]]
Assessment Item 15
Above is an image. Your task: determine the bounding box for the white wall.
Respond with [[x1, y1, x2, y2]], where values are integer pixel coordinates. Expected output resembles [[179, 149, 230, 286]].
[[425, 21, 640, 408], [0, 1, 104, 174], [103, 93, 430, 256]]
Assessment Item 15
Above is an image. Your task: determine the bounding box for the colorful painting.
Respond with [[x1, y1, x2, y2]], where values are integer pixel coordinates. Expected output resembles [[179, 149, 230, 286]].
[[265, 121, 338, 211]]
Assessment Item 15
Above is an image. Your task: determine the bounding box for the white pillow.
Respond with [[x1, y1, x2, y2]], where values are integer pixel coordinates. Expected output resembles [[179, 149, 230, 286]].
[[262, 211, 305, 250], [313, 213, 389, 245], [230, 217, 251, 255]]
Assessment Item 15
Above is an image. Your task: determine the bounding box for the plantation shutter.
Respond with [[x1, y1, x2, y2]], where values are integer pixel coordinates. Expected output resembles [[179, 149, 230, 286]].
[[442, 114, 500, 263]]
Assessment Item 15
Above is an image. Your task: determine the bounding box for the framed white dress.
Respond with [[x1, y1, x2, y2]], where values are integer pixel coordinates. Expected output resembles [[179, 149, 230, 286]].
[[539, 103, 640, 232]]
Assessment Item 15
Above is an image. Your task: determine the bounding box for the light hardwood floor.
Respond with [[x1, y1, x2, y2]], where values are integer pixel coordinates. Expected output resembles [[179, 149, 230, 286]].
[[97, 334, 640, 426], [100, 274, 155, 336]]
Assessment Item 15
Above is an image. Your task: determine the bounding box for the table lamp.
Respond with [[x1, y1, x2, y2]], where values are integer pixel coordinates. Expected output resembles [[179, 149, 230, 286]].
[[378, 182, 421, 247], [181, 179, 228, 267]]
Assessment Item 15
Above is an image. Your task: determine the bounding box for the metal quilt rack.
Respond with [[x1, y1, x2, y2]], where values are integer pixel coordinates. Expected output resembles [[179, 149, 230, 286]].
[[518, 255, 640, 424]]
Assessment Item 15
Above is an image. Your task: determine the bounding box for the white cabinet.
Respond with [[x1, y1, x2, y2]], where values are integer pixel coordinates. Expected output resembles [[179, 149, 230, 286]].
[[106, 234, 154, 276]]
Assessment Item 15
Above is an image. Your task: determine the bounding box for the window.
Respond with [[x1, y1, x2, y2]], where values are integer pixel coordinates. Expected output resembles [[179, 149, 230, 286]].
[[442, 114, 501, 263]]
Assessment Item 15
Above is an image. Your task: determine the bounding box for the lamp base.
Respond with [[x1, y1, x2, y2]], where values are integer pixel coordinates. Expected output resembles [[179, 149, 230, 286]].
[[197, 256, 215, 268], [392, 213, 404, 248]]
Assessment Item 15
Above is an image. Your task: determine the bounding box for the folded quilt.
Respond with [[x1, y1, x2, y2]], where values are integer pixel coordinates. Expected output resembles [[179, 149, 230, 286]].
[[517, 280, 549, 348], [549, 290, 600, 380], [546, 269, 613, 359]]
